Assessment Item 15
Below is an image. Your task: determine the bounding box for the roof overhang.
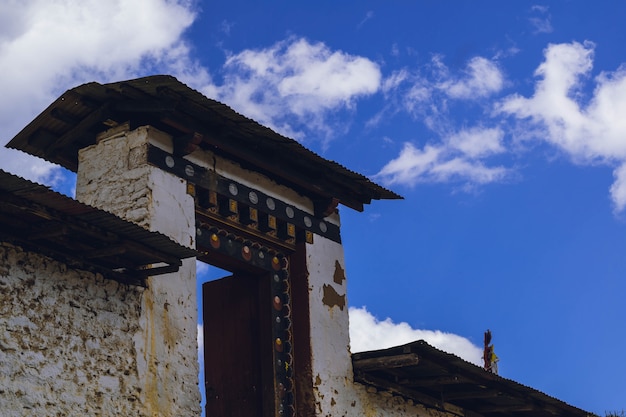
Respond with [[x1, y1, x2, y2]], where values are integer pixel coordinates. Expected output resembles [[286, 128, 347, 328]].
[[0, 170, 198, 286], [352, 340, 591, 417], [6, 75, 401, 212]]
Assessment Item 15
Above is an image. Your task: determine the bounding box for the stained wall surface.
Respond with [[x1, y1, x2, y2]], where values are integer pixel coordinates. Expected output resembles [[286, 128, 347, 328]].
[[76, 125, 201, 416], [1, 124, 201, 417], [0, 243, 145, 416]]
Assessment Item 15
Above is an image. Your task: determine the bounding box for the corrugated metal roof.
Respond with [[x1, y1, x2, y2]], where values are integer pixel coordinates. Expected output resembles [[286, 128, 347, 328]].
[[6, 75, 402, 212], [0, 170, 198, 285], [352, 340, 591, 417]]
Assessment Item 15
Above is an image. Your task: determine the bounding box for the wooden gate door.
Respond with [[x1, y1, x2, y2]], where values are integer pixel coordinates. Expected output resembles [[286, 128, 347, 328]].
[[203, 273, 272, 417]]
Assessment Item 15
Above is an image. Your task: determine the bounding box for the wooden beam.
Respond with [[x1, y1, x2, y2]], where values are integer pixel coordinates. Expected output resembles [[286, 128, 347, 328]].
[[313, 197, 340, 218], [113, 99, 177, 114], [133, 264, 180, 277], [196, 209, 295, 253], [29, 224, 69, 240], [50, 107, 82, 125], [114, 81, 161, 101], [443, 389, 504, 401], [353, 353, 419, 371], [400, 375, 473, 387], [122, 240, 184, 267], [173, 132, 204, 156], [27, 128, 59, 152], [46, 101, 113, 154], [84, 245, 127, 259], [475, 403, 536, 414]]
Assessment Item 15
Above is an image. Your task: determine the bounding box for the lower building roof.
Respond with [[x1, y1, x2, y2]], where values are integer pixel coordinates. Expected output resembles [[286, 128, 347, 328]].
[[352, 340, 591, 417], [0, 170, 198, 285]]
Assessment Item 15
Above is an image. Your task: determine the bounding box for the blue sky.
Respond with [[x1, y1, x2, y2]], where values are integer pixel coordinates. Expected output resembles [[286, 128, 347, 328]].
[[1, 1, 625, 414]]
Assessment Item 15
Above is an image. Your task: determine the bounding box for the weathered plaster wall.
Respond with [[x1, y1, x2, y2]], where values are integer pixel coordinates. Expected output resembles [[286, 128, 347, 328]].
[[76, 125, 200, 416], [0, 243, 144, 416], [306, 236, 451, 417]]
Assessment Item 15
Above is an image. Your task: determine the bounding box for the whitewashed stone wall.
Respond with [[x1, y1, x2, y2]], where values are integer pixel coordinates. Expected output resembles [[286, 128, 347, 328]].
[[76, 125, 200, 416], [0, 242, 144, 416], [1, 124, 199, 417], [1, 120, 453, 416]]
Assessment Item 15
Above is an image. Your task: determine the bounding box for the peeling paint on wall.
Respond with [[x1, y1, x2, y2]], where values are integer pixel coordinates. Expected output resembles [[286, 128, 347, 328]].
[[333, 260, 346, 285], [322, 284, 346, 310]]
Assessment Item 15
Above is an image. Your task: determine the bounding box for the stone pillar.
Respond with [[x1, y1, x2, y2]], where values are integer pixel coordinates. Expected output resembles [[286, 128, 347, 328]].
[[76, 125, 200, 416]]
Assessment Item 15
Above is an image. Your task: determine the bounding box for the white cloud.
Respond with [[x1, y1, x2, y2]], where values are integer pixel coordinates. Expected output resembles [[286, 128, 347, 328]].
[[197, 323, 204, 362], [529, 5, 553, 34], [197, 323, 206, 409], [357, 11, 375, 29], [438, 57, 504, 100], [375, 143, 443, 186], [196, 260, 210, 277], [0, 4, 379, 188], [529, 17, 553, 35], [498, 41, 626, 212], [381, 55, 504, 120], [220, 20, 234, 36], [610, 164, 626, 212], [448, 127, 505, 158], [349, 306, 483, 366], [430, 157, 508, 185], [368, 213, 381, 222], [390, 43, 400, 57], [0, 0, 204, 184], [369, 55, 507, 186], [382, 69, 410, 95], [216, 38, 381, 143], [374, 127, 509, 188]]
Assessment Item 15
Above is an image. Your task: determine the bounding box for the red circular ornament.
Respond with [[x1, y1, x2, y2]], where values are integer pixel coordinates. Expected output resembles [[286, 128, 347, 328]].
[[271, 257, 281, 271], [241, 245, 252, 261], [273, 296, 283, 310], [275, 338, 283, 352]]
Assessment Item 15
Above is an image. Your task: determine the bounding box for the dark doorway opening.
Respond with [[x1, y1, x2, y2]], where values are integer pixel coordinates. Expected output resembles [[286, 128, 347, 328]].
[[202, 271, 274, 417]]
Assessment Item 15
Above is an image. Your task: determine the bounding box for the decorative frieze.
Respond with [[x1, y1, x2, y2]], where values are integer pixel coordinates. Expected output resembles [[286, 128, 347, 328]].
[[147, 145, 341, 250]]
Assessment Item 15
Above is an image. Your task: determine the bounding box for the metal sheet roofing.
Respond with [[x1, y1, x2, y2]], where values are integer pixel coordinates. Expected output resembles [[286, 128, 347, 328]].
[[352, 340, 591, 417], [0, 170, 198, 285], [6, 75, 401, 212]]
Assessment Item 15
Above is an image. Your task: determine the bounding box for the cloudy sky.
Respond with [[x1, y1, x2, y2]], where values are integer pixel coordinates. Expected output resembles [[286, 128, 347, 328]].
[[2, 1, 625, 414]]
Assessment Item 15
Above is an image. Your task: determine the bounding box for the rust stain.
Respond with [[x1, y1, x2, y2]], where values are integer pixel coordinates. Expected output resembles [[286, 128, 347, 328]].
[[322, 284, 345, 310], [143, 293, 159, 414], [142, 291, 173, 416], [333, 260, 345, 284]]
